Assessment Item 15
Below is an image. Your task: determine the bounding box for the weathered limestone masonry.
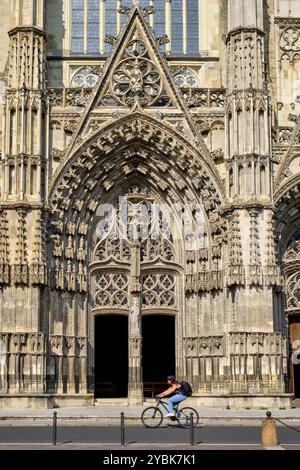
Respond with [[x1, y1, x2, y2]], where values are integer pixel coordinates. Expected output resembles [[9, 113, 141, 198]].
[[0, 0, 299, 409]]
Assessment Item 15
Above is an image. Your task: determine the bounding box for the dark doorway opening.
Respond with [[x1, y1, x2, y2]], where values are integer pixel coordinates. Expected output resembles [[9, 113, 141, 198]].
[[142, 315, 175, 398], [294, 363, 300, 398], [289, 316, 300, 399], [94, 315, 128, 398]]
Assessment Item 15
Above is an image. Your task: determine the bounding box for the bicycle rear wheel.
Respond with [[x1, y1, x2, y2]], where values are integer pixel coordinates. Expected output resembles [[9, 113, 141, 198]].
[[177, 407, 199, 428], [141, 406, 163, 428]]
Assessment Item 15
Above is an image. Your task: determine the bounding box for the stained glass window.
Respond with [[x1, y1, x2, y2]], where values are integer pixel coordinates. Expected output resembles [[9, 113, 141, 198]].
[[153, 0, 165, 38], [88, 0, 100, 53], [71, 1, 200, 56], [71, 0, 84, 53], [105, 0, 117, 53], [171, 0, 183, 55], [187, 0, 199, 55]]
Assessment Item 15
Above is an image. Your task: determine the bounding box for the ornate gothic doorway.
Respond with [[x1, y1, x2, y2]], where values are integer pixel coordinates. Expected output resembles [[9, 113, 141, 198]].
[[289, 315, 300, 398], [282, 229, 300, 398], [89, 184, 183, 402], [94, 315, 128, 398], [142, 315, 175, 397]]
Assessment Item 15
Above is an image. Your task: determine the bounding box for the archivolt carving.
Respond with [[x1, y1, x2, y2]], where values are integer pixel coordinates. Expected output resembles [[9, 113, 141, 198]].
[[51, 115, 224, 208], [286, 272, 300, 311], [283, 230, 300, 263], [281, 228, 300, 312], [274, 175, 300, 210], [48, 115, 224, 295]]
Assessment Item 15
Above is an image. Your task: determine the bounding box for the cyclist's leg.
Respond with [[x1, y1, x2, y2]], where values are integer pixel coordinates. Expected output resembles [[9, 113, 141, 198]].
[[167, 394, 187, 413]]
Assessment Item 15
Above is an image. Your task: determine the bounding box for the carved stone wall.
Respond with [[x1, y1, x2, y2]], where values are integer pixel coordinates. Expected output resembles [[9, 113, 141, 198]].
[[0, 1, 298, 408], [0, 333, 46, 393], [184, 332, 287, 394]]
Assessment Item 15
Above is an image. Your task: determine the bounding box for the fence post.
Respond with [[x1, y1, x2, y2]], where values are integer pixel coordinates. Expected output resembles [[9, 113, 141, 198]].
[[120, 411, 125, 447], [189, 412, 194, 446], [53, 411, 57, 446]]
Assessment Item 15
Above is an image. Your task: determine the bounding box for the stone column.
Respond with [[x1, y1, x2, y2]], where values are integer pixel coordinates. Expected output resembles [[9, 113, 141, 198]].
[[128, 243, 143, 404], [165, 0, 171, 55], [100, 0, 106, 54], [182, 0, 187, 55], [149, 0, 154, 29], [78, 337, 88, 393], [84, 0, 88, 54], [224, 0, 285, 397]]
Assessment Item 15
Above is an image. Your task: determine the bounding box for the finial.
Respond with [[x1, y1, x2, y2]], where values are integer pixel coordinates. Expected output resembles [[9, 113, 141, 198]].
[[119, 1, 155, 17]]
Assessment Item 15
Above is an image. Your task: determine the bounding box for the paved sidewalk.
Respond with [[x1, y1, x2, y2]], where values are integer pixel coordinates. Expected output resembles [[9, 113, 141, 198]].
[[0, 403, 300, 424]]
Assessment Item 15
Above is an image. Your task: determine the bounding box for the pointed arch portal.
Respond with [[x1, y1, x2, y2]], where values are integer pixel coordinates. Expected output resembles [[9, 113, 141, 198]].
[[89, 181, 184, 399], [47, 4, 225, 404]]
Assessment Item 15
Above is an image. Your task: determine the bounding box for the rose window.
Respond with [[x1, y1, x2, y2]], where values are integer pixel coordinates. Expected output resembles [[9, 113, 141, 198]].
[[111, 39, 162, 106]]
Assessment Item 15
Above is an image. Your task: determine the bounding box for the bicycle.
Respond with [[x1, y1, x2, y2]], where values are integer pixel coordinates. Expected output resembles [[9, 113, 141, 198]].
[[141, 398, 200, 428]]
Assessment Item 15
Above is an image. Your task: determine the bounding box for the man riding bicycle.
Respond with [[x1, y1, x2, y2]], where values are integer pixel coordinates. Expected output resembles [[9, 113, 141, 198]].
[[156, 375, 187, 417]]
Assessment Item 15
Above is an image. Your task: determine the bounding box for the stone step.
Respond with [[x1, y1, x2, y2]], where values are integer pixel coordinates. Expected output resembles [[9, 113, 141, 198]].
[[94, 398, 129, 407]]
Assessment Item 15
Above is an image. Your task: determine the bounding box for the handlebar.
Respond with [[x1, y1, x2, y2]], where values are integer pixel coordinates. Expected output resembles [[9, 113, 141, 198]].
[[156, 397, 165, 402]]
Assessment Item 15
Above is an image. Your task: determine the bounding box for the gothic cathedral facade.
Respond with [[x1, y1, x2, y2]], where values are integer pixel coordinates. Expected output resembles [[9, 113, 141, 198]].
[[0, 0, 300, 408]]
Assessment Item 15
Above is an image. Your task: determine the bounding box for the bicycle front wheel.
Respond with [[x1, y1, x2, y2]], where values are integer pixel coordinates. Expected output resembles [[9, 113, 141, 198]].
[[177, 407, 199, 428], [141, 406, 163, 428]]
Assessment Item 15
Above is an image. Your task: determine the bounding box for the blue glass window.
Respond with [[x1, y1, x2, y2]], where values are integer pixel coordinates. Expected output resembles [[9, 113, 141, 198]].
[[120, 0, 131, 27], [187, 0, 199, 55], [71, 0, 84, 53], [72, 0, 100, 54], [70, 1, 200, 57], [171, 0, 183, 55], [139, 0, 149, 7], [88, 0, 99, 53], [105, 0, 117, 53], [153, 0, 165, 39], [119, 0, 149, 28]]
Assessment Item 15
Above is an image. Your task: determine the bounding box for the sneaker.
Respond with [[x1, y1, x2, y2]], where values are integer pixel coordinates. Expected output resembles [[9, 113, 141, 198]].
[[166, 412, 175, 417]]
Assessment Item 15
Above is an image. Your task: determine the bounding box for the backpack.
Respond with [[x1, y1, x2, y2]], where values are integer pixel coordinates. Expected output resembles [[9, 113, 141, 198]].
[[180, 381, 193, 397]]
